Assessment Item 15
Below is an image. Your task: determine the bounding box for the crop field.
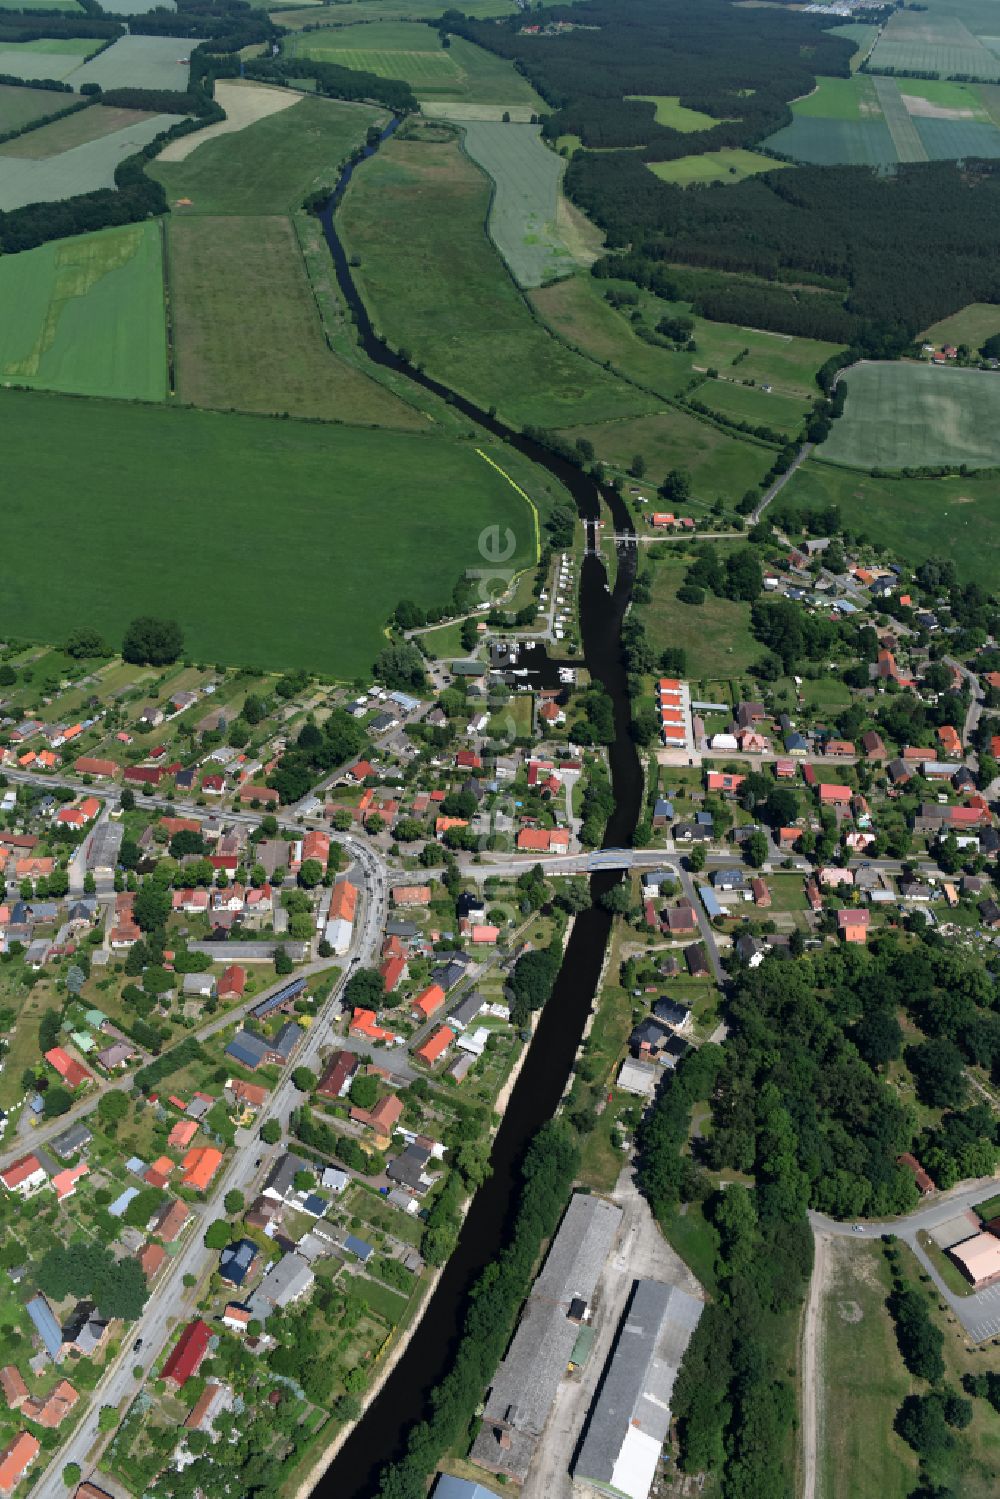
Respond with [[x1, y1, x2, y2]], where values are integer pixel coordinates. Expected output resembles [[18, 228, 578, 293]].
[[157, 80, 300, 162], [626, 94, 719, 130], [168, 214, 423, 427], [868, 10, 1000, 79], [284, 22, 460, 85], [70, 35, 198, 92], [647, 148, 786, 185], [794, 75, 881, 119], [0, 388, 545, 676], [915, 115, 1000, 155], [872, 75, 929, 160], [269, 0, 516, 21], [340, 136, 654, 428], [152, 94, 382, 213], [0, 111, 179, 210], [0, 46, 91, 81], [459, 121, 579, 287], [696, 377, 810, 435], [99, 0, 176, 11], [0, 104, 158, 159], [827, 22, 879, 69], [780, 460, 1000, 587], [560, 407, 775, 499], [819, 360, 1000, 469], [0, 0, 79, 8], [0, 81, 69, 132], [920, 301, 1000, 346], [0, 222, 166, 401]]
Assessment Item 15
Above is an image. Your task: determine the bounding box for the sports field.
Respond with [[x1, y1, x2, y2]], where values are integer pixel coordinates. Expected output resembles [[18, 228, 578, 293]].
[[0, 388, 544, 676], [0, 222, 166, 401], [340, 136, 654, 428], [819, 360, 1000, 469], [626, 94, 719, 131], [646, 149, 785, 186], [782, 460, 1000, 586], [868, 10, 1000, 79], [0, 104, 158, 159], [70, 35, 197, 92], [460, 121, 577, 287], [0, 81, 69, 133], [0, 111, 179, 210], [168, 213, 422, 427], [151, 94, 382, 213]]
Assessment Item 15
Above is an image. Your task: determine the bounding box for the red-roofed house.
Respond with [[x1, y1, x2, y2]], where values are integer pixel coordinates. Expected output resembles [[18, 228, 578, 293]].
[[182, 1147, 223, 1192], [706, 772, 745, 795], [218, 965, 246, 1001], [349, 1009, 398, 1045], [517, 827, 552, 852], [44, 1048, 91, 1091], [380, 954, 408, 993], [937, 724, 962, 758], [818, 783, 852, 807], [416, 1027, 454, 1066], [471, 924, 500, 944], [74, 757, 117, 779], [0, 1432, 40, 1497], [348, 761, 374, 782], [838, 908, 870, 944], [161, 1321, 212, 1391], [411, 983, 446, 1023], [0, 1155, 47, 1198], [51, 1164, 88, 1203], [455, 749, 482, 771], [138, 1243, 167, 1282], [168, 1120, 199, 1150]]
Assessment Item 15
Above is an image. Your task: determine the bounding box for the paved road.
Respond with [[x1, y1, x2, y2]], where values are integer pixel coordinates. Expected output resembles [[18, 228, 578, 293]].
[[944, 653, 985, 762], [751, 441, 814, 524], [810, 1174, 1000, 1341]]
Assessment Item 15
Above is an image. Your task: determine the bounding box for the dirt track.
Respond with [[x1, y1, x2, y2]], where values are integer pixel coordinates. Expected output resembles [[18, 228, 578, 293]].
[[800, 1230, 829, 1499]]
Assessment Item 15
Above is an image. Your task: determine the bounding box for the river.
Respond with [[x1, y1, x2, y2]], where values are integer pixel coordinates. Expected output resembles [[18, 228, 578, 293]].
[[315, 119, 644, 1497]]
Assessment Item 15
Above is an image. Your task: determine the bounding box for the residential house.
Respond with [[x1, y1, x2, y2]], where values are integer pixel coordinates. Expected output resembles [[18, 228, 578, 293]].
[[0, 1156, 47, 1198], [861, 730, 888, 763], [317, 1050, 358, 1101], [162, 1321, 212, 1390], [838, 908, 870, 944], [416, 1027, 454, 1066], [0, 1434, 39, 1498]]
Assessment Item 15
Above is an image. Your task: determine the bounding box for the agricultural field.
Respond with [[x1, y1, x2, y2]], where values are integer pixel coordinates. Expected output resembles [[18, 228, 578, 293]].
[[818, 360, 1000, 469], [696, 376, 810, 436], [868, 7, 1000, 79], [99, 0, 176, 11], [779, 459, 1000, 587], [0, 45, 94, 82], [0, 221, 166, 401], [646, 148, 786, 185], [70, 34, 197, 91], [625, 93, 720, 130], [0, 103, 160, 159], [0, 388, 549, 675], [168, 213, 423, 427], [268, 0, 516, 21], [340, 135, 654, 428], [282, 22, 542, 105], [459, 120, 579, 287], [151, 93, 382, 213], [920, 301, 1000, 347], [0, 110, 180, 210], [156, 79, 300, 162], [0, 80, 71, 133], [827, 21, 879, 70], [0, 0, 80, 7], [560, 406, 775, 500]]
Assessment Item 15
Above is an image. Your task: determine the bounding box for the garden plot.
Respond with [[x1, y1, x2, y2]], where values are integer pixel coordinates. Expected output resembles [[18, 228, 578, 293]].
[[460, 121, 577, 287], [70, 34, 198, 91], [0, 111, 180, 209]]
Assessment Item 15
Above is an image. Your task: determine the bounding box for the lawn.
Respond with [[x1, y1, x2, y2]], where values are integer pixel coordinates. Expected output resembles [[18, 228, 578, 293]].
[[0, 221, 166, 401], [921, 301, 1000, 347], [779, 459, 1000, 587], [339, 136, 653, 428], [819, 360, 1000, 468], [819, 1239, 917, 1499], [660, 1201, 719, 1297], [0, 104, 160, 159], [459, 121, 579, 288], [0, 111, 179, 210], [696, 377, 810, 436], [0, 80, 73, 133], [559, 407, 775, 501], [647, 148, 787, 186], [625, 93, 720, 130], [69, 34, 198, 91], [151, 94, 382, 214], [0, 388, 545, 676], [168, 213, 423, 427], [639, 551, 761, 679]]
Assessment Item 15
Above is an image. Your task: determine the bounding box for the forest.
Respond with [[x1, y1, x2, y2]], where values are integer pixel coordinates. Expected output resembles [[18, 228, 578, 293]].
[[446, 0, 1000, 340]]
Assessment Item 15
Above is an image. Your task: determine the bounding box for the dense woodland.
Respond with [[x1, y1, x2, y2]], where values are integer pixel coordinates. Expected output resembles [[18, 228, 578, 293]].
[[446, 0, 1000, 340]]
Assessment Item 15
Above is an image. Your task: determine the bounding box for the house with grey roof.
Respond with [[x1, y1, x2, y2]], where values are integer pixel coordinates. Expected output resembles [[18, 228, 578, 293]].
[[262, 1152, 311, 1205], [246, 1253, 314, 1320], [26, 1294, 63, 1361], [52, 1123, 93, 1160], [573, 1279, 703, 1499]]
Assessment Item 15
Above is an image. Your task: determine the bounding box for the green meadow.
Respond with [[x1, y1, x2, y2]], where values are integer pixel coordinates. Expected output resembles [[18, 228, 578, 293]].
[[647, 148, 787, 185], [0, 390, 547, 677]]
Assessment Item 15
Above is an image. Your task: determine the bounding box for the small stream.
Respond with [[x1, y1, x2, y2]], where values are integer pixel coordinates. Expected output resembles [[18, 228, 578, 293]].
[[315, 119, 644, 1498]]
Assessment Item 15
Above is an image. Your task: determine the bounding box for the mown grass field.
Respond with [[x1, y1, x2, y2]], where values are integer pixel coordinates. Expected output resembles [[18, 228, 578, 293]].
[[626, 93, 719, 130], [639, 549, 761, 678], [697, 377, 810, 435], [780, 459, 1000, 587], [0, 389, 546, 675], [819, 360, 1000, 468], [340, 136, 653, 428], [0, 80, 71, 132], [70, 34, 197, 91], [560, 407, 775, 500], [0, 103, 156, 159], [168, 213, 422, 427], [0, 111, 179, 210], [460, 120, 577, 287], [647, 148, 787, 185], [819, 1240, 917, 1499], [0, 221, 166, 401], [152, 93, 382, 213]]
